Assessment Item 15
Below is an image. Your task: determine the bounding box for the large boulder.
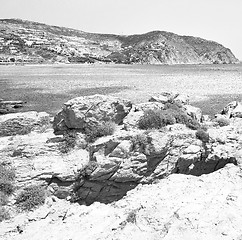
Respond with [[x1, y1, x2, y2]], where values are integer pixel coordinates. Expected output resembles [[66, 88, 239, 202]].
[[53, 95, 132, 134]]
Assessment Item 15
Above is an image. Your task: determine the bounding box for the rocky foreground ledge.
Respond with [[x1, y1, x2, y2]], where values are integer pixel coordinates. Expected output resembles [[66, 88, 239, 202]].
[[1, 93, 242, 239]]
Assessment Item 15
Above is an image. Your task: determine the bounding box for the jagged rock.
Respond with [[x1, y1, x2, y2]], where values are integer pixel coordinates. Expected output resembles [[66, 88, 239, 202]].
[[73, 125, 238, 204], [1, 165, 242, 240], [0, 111, 50, 137], [221, 101, 242, 118], [0, 130, 89, 198], [53, 95, 132, 134], [149, 92, 189, 105], [182, 104, 203, 122], [2, 98, 242, 206]]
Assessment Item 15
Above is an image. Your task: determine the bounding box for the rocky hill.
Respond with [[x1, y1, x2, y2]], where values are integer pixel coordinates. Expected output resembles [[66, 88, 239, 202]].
[[0, 19, 239, 64]]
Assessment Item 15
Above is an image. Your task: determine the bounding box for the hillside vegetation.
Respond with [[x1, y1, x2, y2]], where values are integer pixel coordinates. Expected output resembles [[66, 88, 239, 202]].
[[0, 19, 239, 64]]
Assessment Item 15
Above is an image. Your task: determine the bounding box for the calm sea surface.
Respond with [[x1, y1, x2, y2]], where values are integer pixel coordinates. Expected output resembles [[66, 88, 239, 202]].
[[0, 63, 242, 116]]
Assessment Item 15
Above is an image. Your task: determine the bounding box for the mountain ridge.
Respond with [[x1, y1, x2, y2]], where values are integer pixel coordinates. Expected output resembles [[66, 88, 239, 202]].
[[0, 18, 239, 64]]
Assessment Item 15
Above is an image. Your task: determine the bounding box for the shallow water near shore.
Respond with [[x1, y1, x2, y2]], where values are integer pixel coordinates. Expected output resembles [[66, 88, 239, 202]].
[[0, 63, 242, 116]]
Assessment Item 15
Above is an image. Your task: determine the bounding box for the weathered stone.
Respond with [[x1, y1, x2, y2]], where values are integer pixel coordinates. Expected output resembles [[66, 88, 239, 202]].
[[53, 95, 132, 133], [2, 165, 242, 240], [0, 111, 50, 137], [183, 104, 203, 122], [221, 101, 242, 118], [174, 94, 190, 105], [149, 92, 179, 104]]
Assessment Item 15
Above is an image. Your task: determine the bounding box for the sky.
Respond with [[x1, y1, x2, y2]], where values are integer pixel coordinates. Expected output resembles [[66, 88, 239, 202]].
[[0, 0, 241, 60]]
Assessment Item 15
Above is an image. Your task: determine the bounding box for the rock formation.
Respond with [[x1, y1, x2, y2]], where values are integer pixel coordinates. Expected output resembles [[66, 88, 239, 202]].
[[1, 164, 242, 240], [0, 19, 239, 64], [1, 93, 242, 239]]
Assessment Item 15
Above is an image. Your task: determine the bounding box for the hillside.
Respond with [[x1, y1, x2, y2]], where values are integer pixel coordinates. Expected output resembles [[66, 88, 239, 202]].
[[0, 19, 239, 64]]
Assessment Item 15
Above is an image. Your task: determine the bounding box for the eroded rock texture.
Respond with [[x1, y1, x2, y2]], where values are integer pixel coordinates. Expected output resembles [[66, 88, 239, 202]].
[[1, 94, 242, 207]]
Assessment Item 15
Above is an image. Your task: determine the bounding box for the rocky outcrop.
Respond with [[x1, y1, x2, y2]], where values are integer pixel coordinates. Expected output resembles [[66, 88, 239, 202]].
[[220, 101, 242, 118], [2, 94, 242, 207], [73, 122, 240, 204], [53, 95, 132, 134], [0, 111, 50, 137], [0, 19, 239, 64], [1, 164, 242, 240]]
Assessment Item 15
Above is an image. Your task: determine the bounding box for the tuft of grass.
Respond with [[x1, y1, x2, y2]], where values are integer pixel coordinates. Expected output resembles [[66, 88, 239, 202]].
[[0, 207, 10, 222], [0, 181, 15, 195], [126, 210, 137, 224], [0, 163, 15, 182], [0, 192, 8, 206], [85, 121, 116, 142], [195, 129, 210, 143], [0, 163, 15, 195], [15, 185, 46, 211], [215, 117, 230, 127], [0, 163, 15, 221]]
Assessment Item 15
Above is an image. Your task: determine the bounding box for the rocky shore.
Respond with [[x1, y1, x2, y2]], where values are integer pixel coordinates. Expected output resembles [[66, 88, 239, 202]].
[[1, 92, 242, 239], [0, 99, 25, 114]]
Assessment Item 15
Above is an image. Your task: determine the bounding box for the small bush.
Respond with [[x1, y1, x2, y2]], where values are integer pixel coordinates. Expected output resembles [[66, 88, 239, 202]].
[[215, 117, 230, 127], [138, 108, 200, 130], [131, 133, 149, 152], [126, 210, 137, 224], [85, 121, 116, 142], [195, 129, 210, 143], [138, 110, 166, 129], [0, 192, 8, 205], [15, 185, 46, 211], [0, 180, 15, 195], [0, 164, 15, 182], [58, 130, 77, 153], [0, 207, 10, 222], [0, 164, 15, 195]]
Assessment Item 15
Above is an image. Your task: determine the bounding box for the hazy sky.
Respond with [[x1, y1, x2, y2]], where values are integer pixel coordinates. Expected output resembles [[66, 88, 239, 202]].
[[0, 0, 242, 60]]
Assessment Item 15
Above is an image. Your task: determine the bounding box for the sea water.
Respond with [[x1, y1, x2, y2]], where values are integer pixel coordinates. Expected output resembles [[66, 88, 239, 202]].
[[0, 63, 242, 116]]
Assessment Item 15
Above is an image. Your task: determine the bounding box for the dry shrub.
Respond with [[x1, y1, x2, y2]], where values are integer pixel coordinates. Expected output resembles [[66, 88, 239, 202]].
[[138, 108, 200, 130], [0, 163, 15, 195], [85, 121, 116, 142], [195, 129, 210, 143], [0, 207, 10, 222], [15, 185, 46, 211], [58, 130, 77, 153]]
